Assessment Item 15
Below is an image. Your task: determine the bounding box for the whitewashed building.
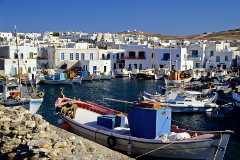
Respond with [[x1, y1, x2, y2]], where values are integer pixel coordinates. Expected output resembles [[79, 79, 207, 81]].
[[0, 45, 38, 76]]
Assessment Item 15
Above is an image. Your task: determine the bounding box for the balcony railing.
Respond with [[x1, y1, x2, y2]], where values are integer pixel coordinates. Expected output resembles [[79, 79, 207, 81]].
[[120, 56, 145, 59], [187, 55, 202, 60]]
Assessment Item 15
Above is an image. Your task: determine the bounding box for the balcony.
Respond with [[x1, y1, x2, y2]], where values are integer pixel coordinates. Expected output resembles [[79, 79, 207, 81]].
[[187, 55, 202, 60], [120, 56, 145, 59]]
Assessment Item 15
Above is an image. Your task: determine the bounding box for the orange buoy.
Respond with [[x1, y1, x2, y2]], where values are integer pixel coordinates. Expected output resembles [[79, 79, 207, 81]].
[[62, 123, 69, 130]]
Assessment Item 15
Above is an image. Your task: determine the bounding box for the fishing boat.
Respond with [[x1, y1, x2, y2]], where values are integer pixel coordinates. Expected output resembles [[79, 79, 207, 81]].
[[136, 69, 155, 80], [0, 26, 44, 114], [165, 71, 192, 84], [113, 68, 131, 77], [161, 91, 218, 112], [73, 76, 82, 84], [0, 80, 44, 114], [231, 90, 240, 116], [91, 71, 101, 80], [43, 73, 73, 85], [55, 89, 232, 159], [211, 103, 237, 118], [100, 72, 112, 80]]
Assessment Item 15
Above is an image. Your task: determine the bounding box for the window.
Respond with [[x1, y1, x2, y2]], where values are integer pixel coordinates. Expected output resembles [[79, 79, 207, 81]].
[[192, 50, 198, 57], [21, 53, 23, 59], [225, 55, 228, 61], [30, 52, 33, 59], [81, 53, 85, 60], [140, 64, 142, 70], [216, 56, 220, 62], [139, 51, 145, 57], [113, 55, 115, 59], [129, 51, 135, 57], [107, 54, 110, 59], [28, 67, 31, 73], [225, 45, 227, 49], [210, 51, 214, 57], [90, 53, 93, 60], [70, 53, 73, 60], [176, 54, 179, 57], [61, 53, 64, 60], [33, 67, 36, 71], [75, 53, 79, 61], [129, 64, 131, 69], [25, 60, 27, 63], [14, 53, 18, 59]]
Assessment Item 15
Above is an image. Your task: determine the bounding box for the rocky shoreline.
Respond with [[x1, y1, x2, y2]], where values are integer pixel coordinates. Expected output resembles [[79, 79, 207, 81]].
[[0, 105, 133, 160]]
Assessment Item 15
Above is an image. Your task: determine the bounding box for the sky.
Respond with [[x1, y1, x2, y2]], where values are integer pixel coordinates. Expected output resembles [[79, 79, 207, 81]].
[[0, 0, 240, 36]]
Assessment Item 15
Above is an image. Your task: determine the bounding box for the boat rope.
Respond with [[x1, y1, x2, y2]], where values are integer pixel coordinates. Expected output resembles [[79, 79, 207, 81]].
[[103, 97, 135, 104], [167, 117, 191, 127], [95, 129, 101, 142], [158, 117, 168, 135], [135, 141, 174, 159]]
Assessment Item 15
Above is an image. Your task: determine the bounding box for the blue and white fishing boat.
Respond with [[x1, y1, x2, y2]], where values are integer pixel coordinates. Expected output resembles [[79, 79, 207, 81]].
[[0, 81, 44, 114], [55, 91, 232, 159], [0, 26, 44, 114], [43, 73, 73, 85]]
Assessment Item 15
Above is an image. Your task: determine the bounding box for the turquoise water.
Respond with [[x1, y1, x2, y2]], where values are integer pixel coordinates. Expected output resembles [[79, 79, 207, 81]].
[[4, 78, 240, 159]]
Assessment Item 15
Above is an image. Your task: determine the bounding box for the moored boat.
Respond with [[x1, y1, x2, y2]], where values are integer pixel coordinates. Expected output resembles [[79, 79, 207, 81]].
[[55, 90, 232, 159], [161, 91, 218, 112]]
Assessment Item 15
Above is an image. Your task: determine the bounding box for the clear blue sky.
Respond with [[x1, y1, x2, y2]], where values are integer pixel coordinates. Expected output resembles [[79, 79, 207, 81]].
[[1, 0, 239, 36]]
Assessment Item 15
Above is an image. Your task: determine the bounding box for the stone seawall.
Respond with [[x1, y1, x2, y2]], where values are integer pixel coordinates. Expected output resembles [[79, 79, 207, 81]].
[[0, 105, 133, 160]]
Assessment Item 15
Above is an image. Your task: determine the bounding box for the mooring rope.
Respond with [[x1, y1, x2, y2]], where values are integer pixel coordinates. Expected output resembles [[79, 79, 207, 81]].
[[135, 142, 174, 159]]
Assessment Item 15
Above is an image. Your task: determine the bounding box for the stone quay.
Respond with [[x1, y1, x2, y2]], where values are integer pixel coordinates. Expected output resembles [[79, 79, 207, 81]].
[[0, 105, 133, 160]]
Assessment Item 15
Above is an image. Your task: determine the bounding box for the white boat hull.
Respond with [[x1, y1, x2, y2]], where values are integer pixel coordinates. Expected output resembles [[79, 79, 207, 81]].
[[92, 75, 101, 80], [165, 77, 192, 84], [59, 113, 225, 159], [82, 76, 93, 81], [100, 75, 112, 80], [73, 77, 82, 84], [43, 79, 73, 85], [0, 98, 43, 114]]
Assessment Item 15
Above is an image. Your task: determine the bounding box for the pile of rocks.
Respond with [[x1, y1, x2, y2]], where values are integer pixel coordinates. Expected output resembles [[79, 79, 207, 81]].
[[0, 105, 133, 160]]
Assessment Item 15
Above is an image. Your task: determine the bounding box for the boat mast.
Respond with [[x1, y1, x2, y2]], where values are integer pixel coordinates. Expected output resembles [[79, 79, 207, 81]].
[[15, 25, 21, 85], [153, 43, 155, 73], [169, 43, 171, 71]]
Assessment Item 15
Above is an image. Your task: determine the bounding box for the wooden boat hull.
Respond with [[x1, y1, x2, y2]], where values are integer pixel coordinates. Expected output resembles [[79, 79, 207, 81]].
[[59, 112, 226, 159], [55, 97, 230, 159]]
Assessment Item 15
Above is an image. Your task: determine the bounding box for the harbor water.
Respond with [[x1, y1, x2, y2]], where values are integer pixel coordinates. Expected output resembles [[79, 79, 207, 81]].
[[2, 78, 240, 159]]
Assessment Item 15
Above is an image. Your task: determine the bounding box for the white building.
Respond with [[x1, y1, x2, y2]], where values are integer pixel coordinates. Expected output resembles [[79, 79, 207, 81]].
[[0, 45, 38, 76]]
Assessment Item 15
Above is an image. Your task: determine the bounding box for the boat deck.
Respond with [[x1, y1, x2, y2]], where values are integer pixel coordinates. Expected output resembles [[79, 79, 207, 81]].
[[73, 108, 131, 136], [72, 108, 217, 141]]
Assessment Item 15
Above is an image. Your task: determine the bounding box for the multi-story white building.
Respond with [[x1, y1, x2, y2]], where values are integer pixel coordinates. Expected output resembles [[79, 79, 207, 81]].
[[0, 45, 38, 76], [0, 32, 12, 41]]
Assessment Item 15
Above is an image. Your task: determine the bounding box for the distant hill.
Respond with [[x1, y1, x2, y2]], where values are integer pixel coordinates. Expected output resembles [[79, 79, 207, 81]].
[[115, 28, 240, 41]]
